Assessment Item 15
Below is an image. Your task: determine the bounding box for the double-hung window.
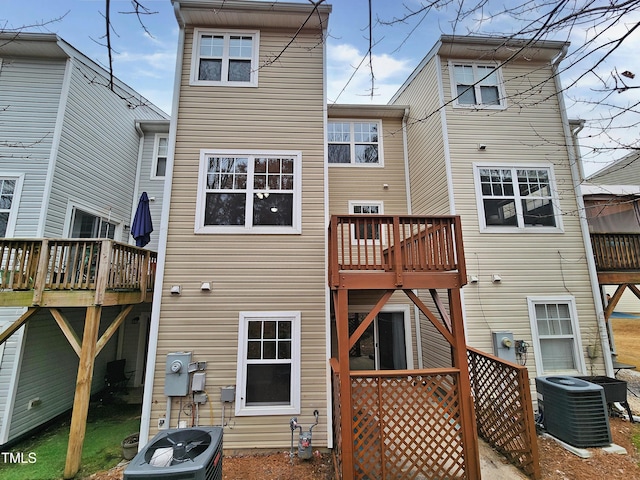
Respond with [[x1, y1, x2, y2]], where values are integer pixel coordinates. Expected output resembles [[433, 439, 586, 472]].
[[235, 311, 301, 416], [152, 134, 168, 179], [528, 297, 585, 375], [0, 175, 23, 238], [196, 150, 301, 234], [474, 165, 561, 232], [191, 29, 259, 86], [451, 62, 505, 108], [328, 121, 382, 165]]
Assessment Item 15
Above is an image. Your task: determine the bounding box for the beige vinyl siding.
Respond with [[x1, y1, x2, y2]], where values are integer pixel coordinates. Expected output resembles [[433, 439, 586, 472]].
[[391, 57, 450, 216], [441, 58, 604, 377], [328, 116, 408, 215], [151, 27, 327, 449]]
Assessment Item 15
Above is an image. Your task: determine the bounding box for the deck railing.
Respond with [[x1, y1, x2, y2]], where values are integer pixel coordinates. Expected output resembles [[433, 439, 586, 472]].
[[0, 239, 156, 304], [591, 233, 640, 271], [328, 215, 465, 288]]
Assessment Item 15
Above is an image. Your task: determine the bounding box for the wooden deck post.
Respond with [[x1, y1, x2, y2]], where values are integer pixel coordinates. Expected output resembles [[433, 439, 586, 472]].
[[63, 305, 102, 479], [449, 288, 481, 479], [335, 288, 355, 480]]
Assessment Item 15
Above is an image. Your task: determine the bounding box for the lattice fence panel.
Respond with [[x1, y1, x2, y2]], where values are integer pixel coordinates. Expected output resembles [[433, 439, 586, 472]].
[[331, 365, 343, 477], [351, 373, 466, 479], [468, 348, 540, 479]]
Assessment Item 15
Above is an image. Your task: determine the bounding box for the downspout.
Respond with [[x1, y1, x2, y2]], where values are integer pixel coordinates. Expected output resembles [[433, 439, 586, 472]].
[[322, 24, 334, 450], [139, 5, 185, 446], [554, 45, 614, 377]]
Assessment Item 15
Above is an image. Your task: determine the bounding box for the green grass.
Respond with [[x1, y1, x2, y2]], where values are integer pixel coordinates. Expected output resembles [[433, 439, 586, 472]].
[[0, 402, 141, 480]]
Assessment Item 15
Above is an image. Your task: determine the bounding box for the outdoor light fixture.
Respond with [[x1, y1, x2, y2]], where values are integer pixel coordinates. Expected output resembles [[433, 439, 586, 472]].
[[170, 285, 182, 295]]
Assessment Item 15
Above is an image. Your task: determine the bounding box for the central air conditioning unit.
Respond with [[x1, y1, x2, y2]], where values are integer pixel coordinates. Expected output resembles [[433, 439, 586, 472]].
[[124, 427, 223, 480], [536, 375, 611, 448]]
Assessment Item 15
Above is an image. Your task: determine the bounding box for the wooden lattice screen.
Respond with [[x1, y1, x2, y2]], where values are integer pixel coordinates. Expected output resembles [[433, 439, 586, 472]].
[[350, 370, 466, 480], [330, 360, 343, 480], [467, 347, 541, 479]]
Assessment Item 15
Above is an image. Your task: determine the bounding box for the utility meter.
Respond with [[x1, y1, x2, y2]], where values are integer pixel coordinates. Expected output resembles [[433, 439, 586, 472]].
[[164, 352, 192, 396]]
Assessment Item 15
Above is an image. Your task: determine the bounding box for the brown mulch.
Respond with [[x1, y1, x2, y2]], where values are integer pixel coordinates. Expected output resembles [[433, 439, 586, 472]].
[[90, 369, 640, 480], [87, 419, 640, 480]]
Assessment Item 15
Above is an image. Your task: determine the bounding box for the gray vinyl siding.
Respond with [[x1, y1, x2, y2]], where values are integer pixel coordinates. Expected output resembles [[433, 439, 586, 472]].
[[7, 308, 119, 442], [44, 58, 167, 240], [391, 57, 450, 216], [136, 126, 169, 252], [0, 58, 66, 237], [151, 27, 327, 450], [0, 309, 26, 441], [440, 58, 605, 377], [328, 116, 409, 215]]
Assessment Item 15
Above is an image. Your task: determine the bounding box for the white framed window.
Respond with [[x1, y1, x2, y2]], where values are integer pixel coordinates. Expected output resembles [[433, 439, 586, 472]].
[[528, 296, 586, 375], [235, 311, 301, 416], [191, 28, 259, 86], [450, 62, 506, 109], [473, 164, 562, 232], [195, 150, 302, 234], [349, 200, 384, 243], [151, 134, 168, 179], [0, 174, 24, 238], [328, 121, 383, 166]]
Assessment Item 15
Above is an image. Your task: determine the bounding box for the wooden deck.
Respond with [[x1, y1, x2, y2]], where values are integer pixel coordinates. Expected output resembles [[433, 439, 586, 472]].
[[591, 233, 640, 284], [328, 215, 466, 290], [0, 238, 156, 307]]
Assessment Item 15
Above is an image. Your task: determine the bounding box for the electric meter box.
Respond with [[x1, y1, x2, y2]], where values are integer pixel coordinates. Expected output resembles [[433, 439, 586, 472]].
[[492, 331, 516, 363], [164, 352, 192, 396]]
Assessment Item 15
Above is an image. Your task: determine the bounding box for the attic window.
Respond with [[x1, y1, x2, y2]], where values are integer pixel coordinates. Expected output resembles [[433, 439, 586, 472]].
[[191, 29, 259, 86], [451, 62, 505, 108]]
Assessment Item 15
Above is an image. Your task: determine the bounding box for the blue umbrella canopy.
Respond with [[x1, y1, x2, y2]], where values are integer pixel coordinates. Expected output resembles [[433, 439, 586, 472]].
[[131, 192, 153, 247]]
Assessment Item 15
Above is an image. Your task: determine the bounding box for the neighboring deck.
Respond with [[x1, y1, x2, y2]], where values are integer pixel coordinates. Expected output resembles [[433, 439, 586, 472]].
[[0, 238, 156, 307], [328, 215, 466, 290], [591, 233, 640, 284]]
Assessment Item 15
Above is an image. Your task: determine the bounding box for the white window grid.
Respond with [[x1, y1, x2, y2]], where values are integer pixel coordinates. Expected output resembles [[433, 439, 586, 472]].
[[328, 120, 383, 166], [527, 296, 586, 376], [235, 311, 301, 416], [191, 29, 259, 86], [152, 134, 168, 179], [450, 61, 506, 109], [195, 150, 302, 234], [474, 164, 563, 233]]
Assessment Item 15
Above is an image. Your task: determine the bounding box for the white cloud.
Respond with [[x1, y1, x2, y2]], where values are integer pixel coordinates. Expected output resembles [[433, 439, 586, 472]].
[[327, 42, 414, 104]]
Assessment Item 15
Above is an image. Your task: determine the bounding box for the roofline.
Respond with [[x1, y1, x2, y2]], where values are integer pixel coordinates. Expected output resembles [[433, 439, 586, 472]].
[[329, 104, 409, 119], [0, 32, 169, 119], [390, 34, 569, 105]]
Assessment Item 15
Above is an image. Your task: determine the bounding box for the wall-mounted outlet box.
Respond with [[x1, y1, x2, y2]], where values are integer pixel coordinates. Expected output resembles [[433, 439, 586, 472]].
[[220, 386, 236, 403], [194, 392, 207, 404]]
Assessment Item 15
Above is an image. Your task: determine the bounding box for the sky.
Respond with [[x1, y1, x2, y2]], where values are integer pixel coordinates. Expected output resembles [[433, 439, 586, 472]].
[[1, 0, 638, 176]]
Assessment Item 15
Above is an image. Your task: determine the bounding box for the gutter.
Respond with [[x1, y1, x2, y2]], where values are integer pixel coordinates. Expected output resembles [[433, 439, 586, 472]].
[[554, 45, 614, 377]]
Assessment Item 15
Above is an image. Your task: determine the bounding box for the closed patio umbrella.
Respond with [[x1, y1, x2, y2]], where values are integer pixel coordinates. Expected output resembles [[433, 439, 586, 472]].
[[131, 192, 153, 247]]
